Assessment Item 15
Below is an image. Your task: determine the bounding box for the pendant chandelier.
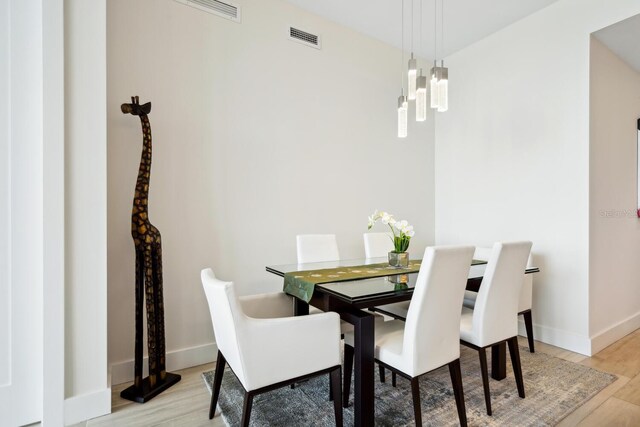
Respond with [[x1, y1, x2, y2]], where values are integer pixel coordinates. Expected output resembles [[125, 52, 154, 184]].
[[397, 0, 449, 138]]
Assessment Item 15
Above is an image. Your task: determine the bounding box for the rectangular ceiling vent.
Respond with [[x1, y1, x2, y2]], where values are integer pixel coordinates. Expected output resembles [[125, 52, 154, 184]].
[[174, 0, 241, 23], [288, 26, 321, 49]]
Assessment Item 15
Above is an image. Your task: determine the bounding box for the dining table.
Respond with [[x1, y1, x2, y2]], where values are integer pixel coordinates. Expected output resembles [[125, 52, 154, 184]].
[[266, 257, 540, 426]]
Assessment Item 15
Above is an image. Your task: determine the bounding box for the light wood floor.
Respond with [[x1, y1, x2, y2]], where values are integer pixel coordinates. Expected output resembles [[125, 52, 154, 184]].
[[77, 331, 640, 426]]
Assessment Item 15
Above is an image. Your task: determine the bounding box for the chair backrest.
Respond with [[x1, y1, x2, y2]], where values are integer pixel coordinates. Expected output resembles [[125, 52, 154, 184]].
[[403, 245, 475, 376], [296, 234, 340, 264], [201, 268, 248, 386], [472, 241, 533, 346], [363, 232, 394, 259], [474, 246, 533, 312]]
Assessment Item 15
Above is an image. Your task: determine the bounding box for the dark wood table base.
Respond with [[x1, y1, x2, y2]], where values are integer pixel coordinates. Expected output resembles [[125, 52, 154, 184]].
[[491, 342, 507, 380]]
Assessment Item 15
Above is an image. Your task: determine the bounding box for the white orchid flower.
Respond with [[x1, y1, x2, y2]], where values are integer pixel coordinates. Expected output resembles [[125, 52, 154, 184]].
[[381, 213, 393, 224], [407, 230, 415, 237], [389, 218, 397, 225], [395, 220, 408, 230]]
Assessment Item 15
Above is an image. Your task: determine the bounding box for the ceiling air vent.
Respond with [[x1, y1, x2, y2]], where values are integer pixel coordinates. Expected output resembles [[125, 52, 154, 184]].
[[174, 0, 241, 23], [288, 26, 321, 49]]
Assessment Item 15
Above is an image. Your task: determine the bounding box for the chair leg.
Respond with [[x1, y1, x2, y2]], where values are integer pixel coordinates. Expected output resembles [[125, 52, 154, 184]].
[[508, 337, 526, 398], [478, 348, 492, 416], [379, 365, 386, 383], [392, 371, 397, 387], [329, 376, 333, 401], [240, 391, 254, 427], [411, 377, 422, 426], [330, 367, 344, 427], [522, 310, 535, 353], [209, 351, 226, 419], [343, 344, 354, 408], [448, 359, 467, 427]]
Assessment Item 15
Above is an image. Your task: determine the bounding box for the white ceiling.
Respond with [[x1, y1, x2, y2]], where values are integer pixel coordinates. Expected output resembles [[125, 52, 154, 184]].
[[285, 0, 559, 59], [593, 14, 640, 73]]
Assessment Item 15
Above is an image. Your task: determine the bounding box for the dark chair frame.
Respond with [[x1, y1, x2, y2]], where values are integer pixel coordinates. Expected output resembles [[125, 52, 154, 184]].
[[373, 307, 536, 354], [343, 344, 468, 427], [460, 336, 525, 415], [520, 309, 535, 353], [209, 350, 343, 427]]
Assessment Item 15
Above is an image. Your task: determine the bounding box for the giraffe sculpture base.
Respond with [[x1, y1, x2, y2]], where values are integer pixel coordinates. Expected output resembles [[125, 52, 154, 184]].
[[120, 372, 182, 404]]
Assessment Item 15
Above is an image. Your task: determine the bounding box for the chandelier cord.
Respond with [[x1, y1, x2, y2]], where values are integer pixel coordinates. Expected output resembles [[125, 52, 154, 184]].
[[401, 0, 404, 91], [433, 0, 437, 63], [441, 0, 444, 63]]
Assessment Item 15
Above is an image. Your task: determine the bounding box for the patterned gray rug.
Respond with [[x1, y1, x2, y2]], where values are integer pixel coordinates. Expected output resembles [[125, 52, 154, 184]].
[[202, 345, 615, 426]]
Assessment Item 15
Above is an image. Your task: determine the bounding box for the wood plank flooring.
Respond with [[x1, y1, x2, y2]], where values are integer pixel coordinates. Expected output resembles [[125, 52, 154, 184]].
[[78, 331, 640, 426]]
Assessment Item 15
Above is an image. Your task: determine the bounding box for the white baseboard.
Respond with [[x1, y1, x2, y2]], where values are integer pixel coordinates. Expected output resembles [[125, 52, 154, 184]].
[[590, 311, 640, 355], [64, 388, 111, 426], [110, 342, 218, 386], [518, 318, 592, 356]]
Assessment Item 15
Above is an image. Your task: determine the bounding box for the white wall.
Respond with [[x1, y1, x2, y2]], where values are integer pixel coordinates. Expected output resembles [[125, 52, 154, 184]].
[[589, 37, 640, 353], [0, 0, 44, 424], [435, 0, 640, 355], [0, 0, 11, 390], [107, 0, 435, 383], [42, 0, 65, 423], [64, 0, 110, 423]]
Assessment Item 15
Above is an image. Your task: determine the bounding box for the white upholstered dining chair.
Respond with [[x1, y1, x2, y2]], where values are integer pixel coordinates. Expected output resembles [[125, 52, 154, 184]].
[[343, 246, 474, 426], [201, 268, 343, 427], [363, 232, 394, 259], [296, 234, 340, 264], [459, 241, 532, 416], [463, 247, 535, 352]]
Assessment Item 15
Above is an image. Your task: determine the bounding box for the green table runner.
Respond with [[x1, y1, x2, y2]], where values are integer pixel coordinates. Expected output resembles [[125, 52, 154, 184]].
[[283, 259, 487, 303], [283, 261, 423, 303]]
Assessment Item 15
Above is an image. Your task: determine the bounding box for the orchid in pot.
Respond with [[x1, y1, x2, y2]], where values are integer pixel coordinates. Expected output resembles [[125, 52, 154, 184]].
[[367, 210, 415, 268]]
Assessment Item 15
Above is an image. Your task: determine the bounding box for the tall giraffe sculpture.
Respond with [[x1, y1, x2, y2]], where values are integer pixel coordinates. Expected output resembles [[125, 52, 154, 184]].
[[120, 96, 181, 403]]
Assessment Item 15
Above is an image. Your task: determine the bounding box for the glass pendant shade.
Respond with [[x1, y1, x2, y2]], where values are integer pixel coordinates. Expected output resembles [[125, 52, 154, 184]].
[[430, 66, 439, 109], [437, 67, 448, 112], [416, 73, 427, 122], [397, 94, 408, 138], [407, 54, 417, 100]]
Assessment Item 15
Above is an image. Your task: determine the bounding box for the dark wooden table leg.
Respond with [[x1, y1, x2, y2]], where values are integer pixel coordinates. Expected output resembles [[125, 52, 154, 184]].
[[341, 309, 375, 427], [491, 342, 507, 380], [294, 298, 309, 316]]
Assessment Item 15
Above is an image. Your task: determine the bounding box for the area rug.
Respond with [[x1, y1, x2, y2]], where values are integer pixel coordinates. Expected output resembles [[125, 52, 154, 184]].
[[202, 346, 615, 426]]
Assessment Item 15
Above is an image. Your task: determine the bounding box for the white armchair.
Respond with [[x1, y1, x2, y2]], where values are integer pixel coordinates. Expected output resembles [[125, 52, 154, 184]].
[[459, 241, 532, 416], [343, 246, 474, 426], [201, 268, 343, 427], [463, 247, 536, 352]]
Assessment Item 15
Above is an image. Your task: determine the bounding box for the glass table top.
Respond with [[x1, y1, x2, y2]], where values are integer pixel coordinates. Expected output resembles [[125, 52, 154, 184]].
[[266, 258, 540, 304], [316, 263, 491, 302]]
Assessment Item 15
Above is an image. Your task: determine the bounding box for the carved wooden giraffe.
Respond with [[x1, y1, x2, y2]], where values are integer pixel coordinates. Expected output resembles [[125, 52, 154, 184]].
[[120, 96, 179, 402]]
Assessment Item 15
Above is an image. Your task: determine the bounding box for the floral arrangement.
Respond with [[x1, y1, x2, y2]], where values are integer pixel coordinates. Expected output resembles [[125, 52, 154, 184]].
[[367, 210, 415, 253]]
